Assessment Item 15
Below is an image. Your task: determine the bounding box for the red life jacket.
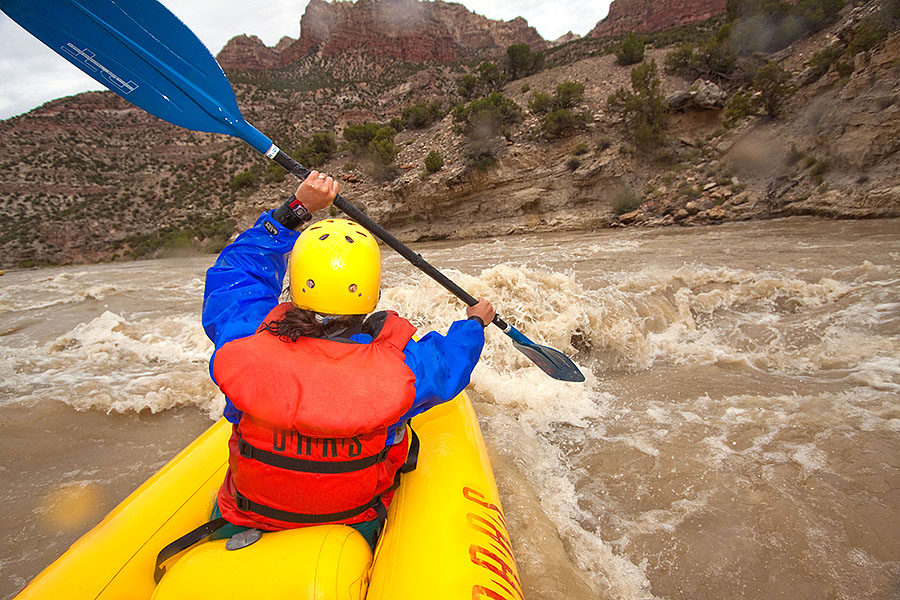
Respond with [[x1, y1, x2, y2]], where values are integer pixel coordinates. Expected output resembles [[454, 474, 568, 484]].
[[212, 303, 418, 531]]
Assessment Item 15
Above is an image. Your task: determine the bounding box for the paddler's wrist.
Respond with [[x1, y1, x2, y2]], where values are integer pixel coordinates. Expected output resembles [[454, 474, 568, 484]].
[[273, 193, 313, 230], [467, 315, 487, 328]]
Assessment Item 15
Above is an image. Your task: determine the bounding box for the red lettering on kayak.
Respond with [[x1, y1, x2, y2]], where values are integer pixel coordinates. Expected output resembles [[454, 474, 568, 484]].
[[463, 486, 501, 514], [464, 486, 523, 600], [469, 545, 522, 600], [467, 512, 513, 558], [472, 584, 512, 599]]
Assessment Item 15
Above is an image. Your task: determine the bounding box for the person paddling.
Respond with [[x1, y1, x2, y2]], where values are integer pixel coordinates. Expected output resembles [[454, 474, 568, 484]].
[[201, 170, 495, 548]]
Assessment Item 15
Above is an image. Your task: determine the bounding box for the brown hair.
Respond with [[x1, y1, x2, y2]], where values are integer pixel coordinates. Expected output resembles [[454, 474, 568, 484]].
[[260, 305, 365, 342]]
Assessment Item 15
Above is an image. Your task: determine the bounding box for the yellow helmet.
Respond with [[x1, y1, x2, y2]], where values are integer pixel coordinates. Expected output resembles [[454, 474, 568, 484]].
[[289, 219, 381, 315]]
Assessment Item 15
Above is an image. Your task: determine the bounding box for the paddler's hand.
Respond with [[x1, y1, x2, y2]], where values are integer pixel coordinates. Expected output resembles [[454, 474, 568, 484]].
[[466, 298, 496, 328], [297, 170, 339, 212]]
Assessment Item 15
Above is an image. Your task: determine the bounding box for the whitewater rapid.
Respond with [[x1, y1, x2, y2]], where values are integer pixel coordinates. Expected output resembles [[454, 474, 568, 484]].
[[2, 217, 898, 599]]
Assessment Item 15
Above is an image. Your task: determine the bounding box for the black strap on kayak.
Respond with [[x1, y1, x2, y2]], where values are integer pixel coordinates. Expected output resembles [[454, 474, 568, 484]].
[[153, 517, 228, 584], [237, 432, 391, 473]]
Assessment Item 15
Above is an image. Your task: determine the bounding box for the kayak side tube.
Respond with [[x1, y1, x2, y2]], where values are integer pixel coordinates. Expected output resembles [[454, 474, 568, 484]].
[[15, 391, 523, 600], [368, 393, 524, 600]]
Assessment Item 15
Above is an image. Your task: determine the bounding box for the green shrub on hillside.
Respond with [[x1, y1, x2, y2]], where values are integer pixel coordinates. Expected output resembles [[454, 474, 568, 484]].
[[506, 43, 544, 79], [464, 140, 499, 171], [796, 0, 846, 30], [696, 24, 738, 77], [724, 92, 758, 125], [264, 161, 286, 183], [607, 60, 669, 149], [343, 122, 382, 151], [389, 117, 405, 132], [528, 81, 586, 122], [541, 109, 588, 139], [665, 44, 699, 76], [293, 132, 337, 168], [402, 101, 444, 129], [343, 122, 399, 180], [834, 60, 855, 78], [229, 168, 259, 191], [453, 92, 523, 138], [456, 74, 479, 100], [847, 16, 889, 56], [616, 33, 645, 66], [477, 61, 504, 92], [554, 81, 586, 109], [808, 46, 843, 79], [456, 61, 507, 101], [528, 91, 553, 114], [367, 126, 398, 166], [424, 150, 444, 174], [753, 61, 794, 117]]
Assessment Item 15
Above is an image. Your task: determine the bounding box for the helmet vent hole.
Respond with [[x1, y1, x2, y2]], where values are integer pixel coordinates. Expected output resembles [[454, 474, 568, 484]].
[[306, 279, 315, 289], [345, 236, 354, 243], [348, 284, 357, 293], [356, 231, 368, 237], [319, 234, 329, 240]]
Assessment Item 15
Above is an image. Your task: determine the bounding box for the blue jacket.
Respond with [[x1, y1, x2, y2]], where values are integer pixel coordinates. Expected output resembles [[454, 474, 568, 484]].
[[202, 211, 485, 440]]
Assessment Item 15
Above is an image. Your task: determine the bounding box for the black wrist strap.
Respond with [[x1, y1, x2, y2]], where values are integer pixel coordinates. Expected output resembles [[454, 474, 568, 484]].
[[272, 194, 312, 230], [467, 315, 486, 328]]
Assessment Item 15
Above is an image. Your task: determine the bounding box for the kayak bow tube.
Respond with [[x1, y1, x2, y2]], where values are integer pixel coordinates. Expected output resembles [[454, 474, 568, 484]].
[[15, 392, 523, 600]]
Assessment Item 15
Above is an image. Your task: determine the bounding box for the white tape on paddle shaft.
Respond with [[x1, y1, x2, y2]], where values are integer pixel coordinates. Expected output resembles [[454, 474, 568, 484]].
[[265, 144, 280, 159]]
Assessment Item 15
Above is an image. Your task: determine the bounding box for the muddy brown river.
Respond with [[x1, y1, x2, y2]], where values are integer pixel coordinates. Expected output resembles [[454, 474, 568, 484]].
[[1, 217, 898, 599]]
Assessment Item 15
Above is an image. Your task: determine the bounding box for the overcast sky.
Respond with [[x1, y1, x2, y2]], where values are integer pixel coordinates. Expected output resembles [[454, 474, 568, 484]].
[[0, 0, 612, 120]]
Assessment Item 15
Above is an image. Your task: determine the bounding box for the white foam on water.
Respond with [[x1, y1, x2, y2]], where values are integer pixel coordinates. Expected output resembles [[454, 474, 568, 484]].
[[483, 409, 658, 600], [381, 268, 660, 598], [849, 355, 900, 391], [3, 310, 220, 415], [0, 271, 135, 312]]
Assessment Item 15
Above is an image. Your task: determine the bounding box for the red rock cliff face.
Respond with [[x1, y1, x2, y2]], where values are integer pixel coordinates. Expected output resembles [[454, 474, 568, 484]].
[[218, 0, 546, 70], [590, 0, 727, 38], [215, 35, 282, 70]]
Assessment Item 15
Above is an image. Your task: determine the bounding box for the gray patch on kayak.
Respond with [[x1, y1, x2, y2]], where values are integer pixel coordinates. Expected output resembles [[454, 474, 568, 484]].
[[226, 528, 263, 550]]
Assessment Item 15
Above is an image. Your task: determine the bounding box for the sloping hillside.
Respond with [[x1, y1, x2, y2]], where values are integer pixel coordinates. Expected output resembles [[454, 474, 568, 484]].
[[0, 0, 897, 268]]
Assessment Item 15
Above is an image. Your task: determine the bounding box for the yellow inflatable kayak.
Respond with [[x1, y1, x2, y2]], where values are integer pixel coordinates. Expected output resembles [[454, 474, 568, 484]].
[[15, 391, 522, 600]]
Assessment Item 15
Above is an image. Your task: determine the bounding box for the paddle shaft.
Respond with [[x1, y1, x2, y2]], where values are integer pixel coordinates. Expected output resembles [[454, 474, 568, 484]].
[[273, 150, 509, 331], [0, 0, 583, 381]]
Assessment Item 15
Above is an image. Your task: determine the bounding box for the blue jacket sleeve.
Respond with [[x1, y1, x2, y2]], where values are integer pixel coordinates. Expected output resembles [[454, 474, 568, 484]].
[[202, 211, 300, 422], [399, 318, 486, 422]]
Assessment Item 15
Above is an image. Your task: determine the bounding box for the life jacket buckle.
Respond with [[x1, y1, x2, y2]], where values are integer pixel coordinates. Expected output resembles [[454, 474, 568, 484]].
[[238, 438, 253, 459]]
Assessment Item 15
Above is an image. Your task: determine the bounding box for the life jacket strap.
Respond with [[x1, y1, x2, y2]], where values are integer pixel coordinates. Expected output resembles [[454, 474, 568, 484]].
[[234, 426, 420, 525], [400, 425, 419, 473], [237, 432, 390, 473], [234, 490, 385, 524]]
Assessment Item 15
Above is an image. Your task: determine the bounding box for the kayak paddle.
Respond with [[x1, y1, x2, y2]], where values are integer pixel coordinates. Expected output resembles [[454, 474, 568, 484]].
[[0, 0, 585, 383]]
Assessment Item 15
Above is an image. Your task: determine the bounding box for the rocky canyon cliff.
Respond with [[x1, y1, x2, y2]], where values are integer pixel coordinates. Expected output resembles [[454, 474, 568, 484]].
[[0, 0, 897, 268], [216, 0, 546, 71], [590, 0, 728, 37]]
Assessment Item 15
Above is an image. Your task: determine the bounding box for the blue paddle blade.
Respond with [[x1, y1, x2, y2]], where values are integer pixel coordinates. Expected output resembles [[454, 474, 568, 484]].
[[0, 0, 273, 154], [504, 325, 585, 382]]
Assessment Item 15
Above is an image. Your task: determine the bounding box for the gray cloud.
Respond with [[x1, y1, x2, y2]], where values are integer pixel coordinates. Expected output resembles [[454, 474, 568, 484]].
[[1, 0, 611, 120]]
